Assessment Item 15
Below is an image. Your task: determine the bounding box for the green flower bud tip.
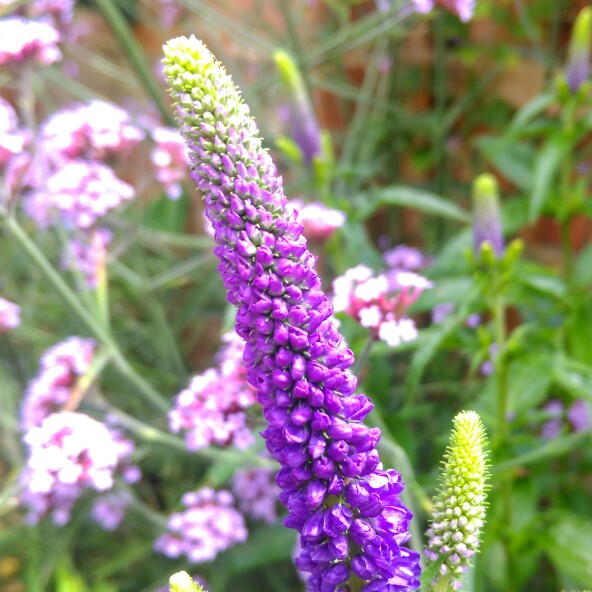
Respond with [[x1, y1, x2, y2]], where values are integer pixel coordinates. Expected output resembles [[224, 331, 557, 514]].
[[472, 173, 503, 259], [273, 48, 321, 167], [424, 411, 490, 586], [273, 48, 305, 94], [567, 8, 592, 92], [169, 571, 206, 592]]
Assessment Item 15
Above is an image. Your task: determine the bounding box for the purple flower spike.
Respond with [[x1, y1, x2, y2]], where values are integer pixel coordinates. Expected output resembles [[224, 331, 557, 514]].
[[162, 36, 420, 591]]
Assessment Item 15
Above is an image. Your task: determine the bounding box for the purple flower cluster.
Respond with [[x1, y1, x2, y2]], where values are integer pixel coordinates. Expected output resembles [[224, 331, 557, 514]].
[[0, 16, 62, 66], [163, 36, 420, 591], [0, 296, 20, 333], [541, 398, 590, 439], [20, 336, 95, 431], [169, 331, 256, 450], [20, 411, 139, 525], [154, 488, 248, 563], [231, 466, 280, 523], [90, 490, 132, 531]]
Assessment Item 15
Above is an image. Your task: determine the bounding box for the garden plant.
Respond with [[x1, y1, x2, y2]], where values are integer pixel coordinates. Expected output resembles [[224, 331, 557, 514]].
[[0, 1, 591, 591]]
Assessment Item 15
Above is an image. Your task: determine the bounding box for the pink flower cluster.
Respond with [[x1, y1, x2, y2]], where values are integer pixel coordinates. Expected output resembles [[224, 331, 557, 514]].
[[0, 16, 62, 67], [0, 97, 28, 170], [231, 466, 280, 524], [149, 126, 190, 199], [26, 161, 134, 229], [21, 336, 95, 431], [154, 488, 248, 563], [332, 263, 432, 347], [40, 100, 144, 162], [14, 100, 142, 287], [290, 199, 346, 242], [20, 411, 139, 525], [0, 296, 20, 333], [169, 332, 257, 451], [412, 0, 475, 21]]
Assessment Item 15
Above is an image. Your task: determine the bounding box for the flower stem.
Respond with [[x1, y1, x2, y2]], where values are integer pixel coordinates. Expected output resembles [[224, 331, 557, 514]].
[[0, 214, 168, 413]]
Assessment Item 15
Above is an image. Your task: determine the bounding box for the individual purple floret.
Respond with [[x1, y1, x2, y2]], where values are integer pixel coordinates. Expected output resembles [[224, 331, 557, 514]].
[[541, 400, 564, 440], [567, 398, 591, 432], [154, 488, 248, 563], [383, 245, 430, 272], [231, 466, 280, 523], [0, 17, 62, 66], [25, 160, 134, 229], [163, 36, 420, 591], [0, 297, 20, 333], [20, 336, 95, 431], [90, 490, 132, 531], [20, 411, 139, 525], [40, 100, 144, 163]]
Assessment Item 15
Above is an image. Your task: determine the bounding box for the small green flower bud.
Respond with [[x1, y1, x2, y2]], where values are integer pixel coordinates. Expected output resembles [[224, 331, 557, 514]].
[[424, 411, 490, 590], [169, 571, 206, 592]]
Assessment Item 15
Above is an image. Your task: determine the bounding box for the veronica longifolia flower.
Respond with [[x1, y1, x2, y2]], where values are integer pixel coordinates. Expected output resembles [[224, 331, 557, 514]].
[[274, 49, 322, 167], [424, 411, 489, 589], [565, 8, 592, 93], [472, 173, 503, 259], [162, 36, 420, 591]]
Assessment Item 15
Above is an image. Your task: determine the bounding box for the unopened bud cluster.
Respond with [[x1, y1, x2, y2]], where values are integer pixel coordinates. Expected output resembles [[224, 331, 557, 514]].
[[424, 411, 489, 587]]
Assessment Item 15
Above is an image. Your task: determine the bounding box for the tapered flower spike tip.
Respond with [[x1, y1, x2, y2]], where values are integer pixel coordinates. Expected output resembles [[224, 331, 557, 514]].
[[566, 7, 592, 93], [169, 571, 206, 592], [472, 173, 503, 260], [424, 410, 489, 590], [273, 47, 321, 167]]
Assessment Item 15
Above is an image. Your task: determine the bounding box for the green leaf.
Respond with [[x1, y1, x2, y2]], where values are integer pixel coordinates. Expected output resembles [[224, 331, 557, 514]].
[[574, 243, 592, 287], [529, 136, 568, 221], [358, 186, 470, 223], [517, 269, 567, 301], [478, 137, 535, 190], [507, 356, 552, 416], [543, 512, 592, 587], [419, 556, 445, 590], [507, 93, 554, 136], [552, 354, 592, 402]]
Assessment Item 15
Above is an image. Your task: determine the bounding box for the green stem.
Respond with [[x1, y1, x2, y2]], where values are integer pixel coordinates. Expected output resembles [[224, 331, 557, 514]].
[[492, 292, 508, 444], [93, 0, 175, 126], [433, 573, 452, 592], [1, 214, 168, 413], [490, 283, 517, 591], [352, 335, 375, 378]]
